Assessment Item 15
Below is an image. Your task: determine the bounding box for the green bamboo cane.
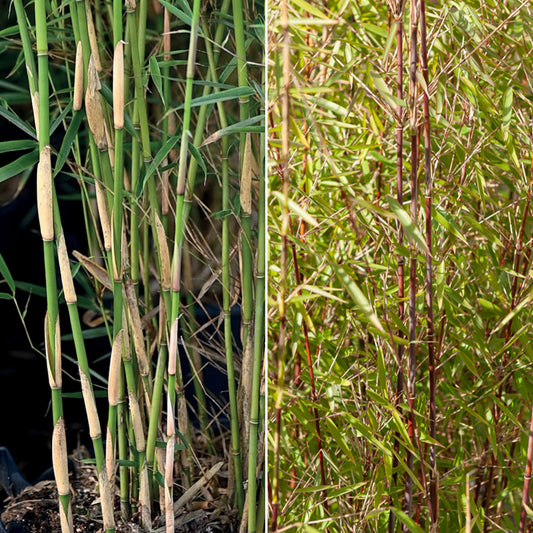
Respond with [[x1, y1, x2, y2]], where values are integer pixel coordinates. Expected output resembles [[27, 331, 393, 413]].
[[113, 0, 122, 45], [231, 0, 253, 352], [145, 216, 172, 476], [121, 19, 141, 289], [247, 50, 265, 531], [57, 220, 116, 533], [34, 0, 72, 528], [201, 16, 245, 511], [247, 147, 265, 532], [117, 372, 131, 518], [182, 0, 231, 226], [12, 0, 37, 106], [161, 7, 172, 232], [168, 0, 202, 490], [231, 0, 254, 493]]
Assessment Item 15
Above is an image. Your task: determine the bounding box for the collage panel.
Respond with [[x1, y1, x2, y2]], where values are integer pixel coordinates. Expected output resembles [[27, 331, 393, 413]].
[[268, 0, 533, 531], [0, 0, 264, 532]]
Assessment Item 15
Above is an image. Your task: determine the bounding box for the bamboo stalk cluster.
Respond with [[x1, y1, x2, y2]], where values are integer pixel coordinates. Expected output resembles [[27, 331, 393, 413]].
[[10, 0, 265, 531]]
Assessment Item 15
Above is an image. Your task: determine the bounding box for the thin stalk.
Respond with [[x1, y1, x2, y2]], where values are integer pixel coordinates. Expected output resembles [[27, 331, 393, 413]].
[[182, 0, 232, 227], [113, 0, 122, 45], [168, 0, 201, 491], [112, 40, 125, 340], [126, 0, 152, 165], [247, 138, 265, 533], [272, 0, 290, 529], [56, 217, 115, 533], [12, 0, 37, 100], [201, 15, 244, 511], [519, 404, 533, 532], [34, 0, 72, 527], [19, 3, 113, 524], [232, 0, 253, 354], [389, 4, 405, 532], [117, 371, 131, 518], [420, 1, 437, 528], [405, 0, 419, 525]]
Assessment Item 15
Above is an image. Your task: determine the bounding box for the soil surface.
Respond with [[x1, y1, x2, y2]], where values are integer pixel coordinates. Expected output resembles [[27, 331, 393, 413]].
[[1, 456, 237, 533]]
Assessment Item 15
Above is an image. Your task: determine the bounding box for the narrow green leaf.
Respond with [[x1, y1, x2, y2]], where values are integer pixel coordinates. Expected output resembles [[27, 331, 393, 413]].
[[175, 86, 255, 110], [117, 459, 137, 467], [61, 325, 109, 341], [50, 101, 73, 136], [478, 298, 503, 315], [149, 56, 165, 106], [0, 106, 37, 139], [386, 195, 429, 254], [436, 260, 445, 310], [188, 142, 207, 176], [502, 86, 513, 138], [0, 292, 13, 299], [271, 191, 318, 227], [370, 71, 406, 108], [290, 0, 330, 18], [211, 209, 232, 219], [201, 115, 264, 146], [521, 503, 533, 521], [390, 508, 425, 533], [391, 410, 413, 451], [0, 149, 39, 183], [54, 110, 84, 176], [158, 0, 195, 29], [434, 206, 468, 244], [15, 280, 47, 297], [300, 284, 347, 303], [136, 134, 180, 197], [154, 471, 165, 488], [0, 140, 37, 153], [334, 263, 384, 332], [0, 253, 15, 293], [0, 25, 21, 38], [492, 290, 533, 334]]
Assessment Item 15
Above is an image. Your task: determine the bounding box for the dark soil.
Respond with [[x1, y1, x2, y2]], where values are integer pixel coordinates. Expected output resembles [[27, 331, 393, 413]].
[[1, 456, 238, 533]]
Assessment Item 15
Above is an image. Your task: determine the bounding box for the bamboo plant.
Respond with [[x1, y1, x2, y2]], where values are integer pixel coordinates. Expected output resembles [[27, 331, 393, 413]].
[[269, 1, 533, 531], [3, 0, 265, 531]]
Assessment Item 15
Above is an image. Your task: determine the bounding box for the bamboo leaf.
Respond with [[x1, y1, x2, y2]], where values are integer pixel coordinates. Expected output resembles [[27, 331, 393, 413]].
[[0, 253, 15, 293], [386, 195, 429, 254], [290, 0, 330, 18], [54, 110, 84, 177], [334, 263, 384, 332], [188, 142, 207, 177], [271, 191, 318, 227], [491, 290, 533, 334], [157, 0, 201, 32], [502, 86, 513, 138], [434, 206, 468, 244], [0, 149, 39, 183], [390, 508, 425, 533], [0, 139, 37, 153], [175, 86, 255, 110], [200, 115, 264, 146], [370, 71, 406, 108], [300, 284, 347, 303], [149, 56, 165, 106], [0, 105, 37, 139], [136, 134, 180, 197]]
